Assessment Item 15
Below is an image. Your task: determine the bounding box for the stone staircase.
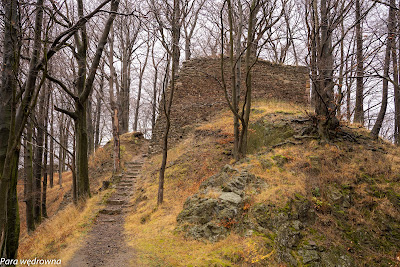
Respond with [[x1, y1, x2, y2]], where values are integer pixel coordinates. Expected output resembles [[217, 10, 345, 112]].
[[66, 156, 146, 267], [97, 159, 144, 221]]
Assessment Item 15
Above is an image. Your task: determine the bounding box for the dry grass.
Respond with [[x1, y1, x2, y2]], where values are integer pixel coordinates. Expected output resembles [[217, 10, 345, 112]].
[[17, 172, 73, 238], [124, 100, 305, 266], [125, 99, 400, 266], [17, 189, 112, 266], [17, 132, 143, 264], [197, 99, 306, 136]]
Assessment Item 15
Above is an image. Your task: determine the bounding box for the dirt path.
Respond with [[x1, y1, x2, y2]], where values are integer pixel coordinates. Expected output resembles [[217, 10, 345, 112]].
[[66, 153, 146, 267]]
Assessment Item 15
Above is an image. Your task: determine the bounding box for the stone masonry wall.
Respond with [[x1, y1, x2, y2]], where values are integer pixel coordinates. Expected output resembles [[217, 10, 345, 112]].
[[149, 57, 309, 154]]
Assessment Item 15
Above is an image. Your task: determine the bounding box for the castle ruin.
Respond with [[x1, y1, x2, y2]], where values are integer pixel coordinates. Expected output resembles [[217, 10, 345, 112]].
[[150, 57, 309, 153]]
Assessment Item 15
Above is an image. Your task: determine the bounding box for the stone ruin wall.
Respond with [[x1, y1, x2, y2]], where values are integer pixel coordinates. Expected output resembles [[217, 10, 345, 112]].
[[149, 57, 310, 154]]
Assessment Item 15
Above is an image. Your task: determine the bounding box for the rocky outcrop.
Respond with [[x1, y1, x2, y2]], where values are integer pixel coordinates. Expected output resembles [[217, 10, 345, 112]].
[[177, 164, 355, 266], [177, 165, 265, 241]]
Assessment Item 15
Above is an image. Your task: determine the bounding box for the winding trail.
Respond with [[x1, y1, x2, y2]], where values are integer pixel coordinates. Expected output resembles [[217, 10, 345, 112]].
[[66, 153, 146, 267]]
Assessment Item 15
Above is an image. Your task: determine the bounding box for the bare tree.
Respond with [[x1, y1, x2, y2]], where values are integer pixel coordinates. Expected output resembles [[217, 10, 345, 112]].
[[182, 0, 207, 60], [150, 0, 182, 205], [133, 38, 150, 132], [108, 25, 121, 173], [370, 1, 394, 138], [353, 0, 364, 124], [51, 0, 120, 200]]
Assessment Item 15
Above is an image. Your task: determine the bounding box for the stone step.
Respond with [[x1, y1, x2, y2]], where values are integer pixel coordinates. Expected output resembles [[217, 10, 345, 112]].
[[99, 208, 122, 215], [124, 174, 139, 178], [125, 170, 141, 173], [107, 199, 126, 205], [115, 186, 131, 190], [119, 183, 133, 187], [97, 219, 116, 223], [125, 173, 139, 177], [115, 192, 132, 197], [125, 169, 141, 172], [126, 163, 143, 166], [120, 180, 135, 184], [125, 171, 139, 174], [121, 176, 135, 180]]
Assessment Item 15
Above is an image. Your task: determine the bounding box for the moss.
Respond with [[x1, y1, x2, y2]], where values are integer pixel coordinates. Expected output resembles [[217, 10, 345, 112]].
[[294, 193, 306, 201], [311, 187, 320, 197], [386, 188, 400, 209], [271, 154, 289, 167], [247, 120, 295, 153], [366, 185, 385, 198]]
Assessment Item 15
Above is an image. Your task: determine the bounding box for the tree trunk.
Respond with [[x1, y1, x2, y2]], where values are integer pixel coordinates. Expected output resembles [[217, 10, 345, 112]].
[[24, 120, 35, 232], [71, 132, 78, 205], [0, 0, 20, 256], [75, 104, 90, 199], [109, 24, 120, 173], [87, 95, 95, 155], [392, 0, 400, 144], [5, 150, 20, 260], [185, 37, 191, 61], [134, 45, 150, 132], [33, 88, 48, 224], [94, 92, 102, 150], [227, 0, 239, 160], [120, 42, 130, 134], [353, 0, 364, 125], [158, 0, 181, 205], [41, 91, 50, 218], [371, 3, 393, 138], [49, 98, 54, 188], [58, 116, 64, 188], [237, 0, 258, 158], [337, 5, 345, 118], [151, 64, 159, 134], [315, 0, 339, 137], [42, 128, 48, 218]]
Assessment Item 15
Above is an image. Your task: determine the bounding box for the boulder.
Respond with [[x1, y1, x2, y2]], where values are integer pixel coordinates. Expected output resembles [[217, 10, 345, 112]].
[[219, 192, 242, 204]]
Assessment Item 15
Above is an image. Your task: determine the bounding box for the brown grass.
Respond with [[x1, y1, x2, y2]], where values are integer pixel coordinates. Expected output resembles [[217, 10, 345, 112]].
[[124, 100, 305, 266], [17, 132, 144, 264], [17, 190, 112, 266], [17, 172, 73, 238], [125, 100, 400, 266]]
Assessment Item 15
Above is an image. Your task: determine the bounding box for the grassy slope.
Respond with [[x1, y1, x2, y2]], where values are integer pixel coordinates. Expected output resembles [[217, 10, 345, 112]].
[[125, 100, 400, 266], [17, 132, 144, 266]]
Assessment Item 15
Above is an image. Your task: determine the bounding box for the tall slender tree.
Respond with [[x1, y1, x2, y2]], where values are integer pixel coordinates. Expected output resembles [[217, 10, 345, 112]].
[[353, 0, 364, 124]]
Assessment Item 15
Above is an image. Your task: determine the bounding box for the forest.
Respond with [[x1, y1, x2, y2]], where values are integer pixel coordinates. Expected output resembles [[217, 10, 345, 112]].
[[1, 0, 400, 266]]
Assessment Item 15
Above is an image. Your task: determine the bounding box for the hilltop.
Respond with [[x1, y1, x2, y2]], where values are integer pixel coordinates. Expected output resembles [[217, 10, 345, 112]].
[[125, 100, 400, 266]]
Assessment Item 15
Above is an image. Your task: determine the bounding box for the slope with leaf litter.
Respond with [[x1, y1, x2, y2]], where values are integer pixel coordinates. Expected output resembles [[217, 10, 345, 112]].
[[126, 100, 400, 266]]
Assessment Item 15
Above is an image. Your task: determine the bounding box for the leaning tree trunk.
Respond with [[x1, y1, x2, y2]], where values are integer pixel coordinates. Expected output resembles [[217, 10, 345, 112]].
[[371, 3, 393, 138], [134, 45, 150, 132], [158, 0, 181, 205]]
